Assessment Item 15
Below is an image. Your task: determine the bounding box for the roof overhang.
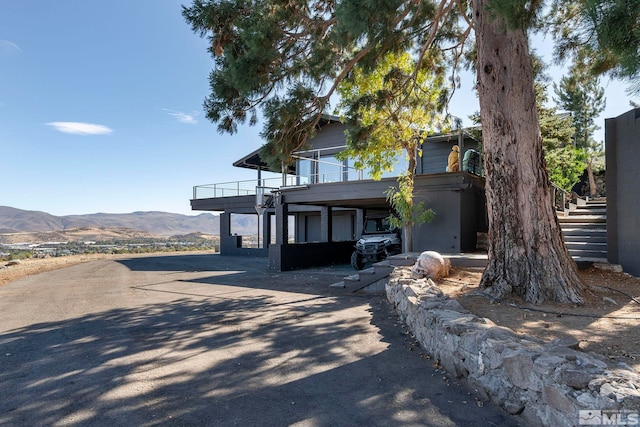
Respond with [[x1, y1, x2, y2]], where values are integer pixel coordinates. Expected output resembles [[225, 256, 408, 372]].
[[231, 114, 342, 173]]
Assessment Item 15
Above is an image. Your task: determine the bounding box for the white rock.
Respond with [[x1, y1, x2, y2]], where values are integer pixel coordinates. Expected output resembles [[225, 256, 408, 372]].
[[411, 251, 451, 279]]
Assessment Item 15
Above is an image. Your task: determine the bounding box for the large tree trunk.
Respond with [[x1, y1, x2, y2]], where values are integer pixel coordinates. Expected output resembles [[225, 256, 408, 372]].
[[473, 0, 585, 304]]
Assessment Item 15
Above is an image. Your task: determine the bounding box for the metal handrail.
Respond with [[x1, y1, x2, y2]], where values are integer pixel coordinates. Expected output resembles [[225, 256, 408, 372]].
[[192, 170, 365, 199], [551, 182, 570, 213], [193, 149, 487, 200]]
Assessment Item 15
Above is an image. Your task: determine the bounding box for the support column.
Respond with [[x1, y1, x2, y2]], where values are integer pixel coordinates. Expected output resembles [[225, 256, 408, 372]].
[[320, 206, 332, 243], [220, 212, 241, 254], [262, 211, 270, 248], [355, 209, 364, 240], [275, 202, 289, 245]]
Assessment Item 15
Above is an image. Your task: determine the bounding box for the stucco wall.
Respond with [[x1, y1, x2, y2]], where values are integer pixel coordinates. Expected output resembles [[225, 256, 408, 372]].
[[605, 108, 640, 277]]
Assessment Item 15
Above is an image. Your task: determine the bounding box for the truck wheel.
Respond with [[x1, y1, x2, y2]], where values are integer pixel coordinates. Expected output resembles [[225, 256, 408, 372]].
[[351, 251, 365, 270]]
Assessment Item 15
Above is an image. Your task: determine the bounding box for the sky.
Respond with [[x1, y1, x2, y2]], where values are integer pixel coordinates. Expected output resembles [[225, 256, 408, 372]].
[[1, 1, 637, 217]]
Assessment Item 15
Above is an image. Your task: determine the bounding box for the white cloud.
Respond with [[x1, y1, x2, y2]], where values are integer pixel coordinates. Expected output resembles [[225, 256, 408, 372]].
[[163, 108, 198, 124], [46, 122, 113, 135], [0, 40, 22, 53]]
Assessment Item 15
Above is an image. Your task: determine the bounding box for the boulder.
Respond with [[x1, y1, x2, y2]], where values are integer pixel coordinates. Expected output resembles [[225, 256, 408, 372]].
[[411, 251, 450, 279]]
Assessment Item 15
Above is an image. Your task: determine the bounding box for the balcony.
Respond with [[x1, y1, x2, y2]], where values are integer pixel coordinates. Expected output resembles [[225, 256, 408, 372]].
[[192, 169, 366, 200]]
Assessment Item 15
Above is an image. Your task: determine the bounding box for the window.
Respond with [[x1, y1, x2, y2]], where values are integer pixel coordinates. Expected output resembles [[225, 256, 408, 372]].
[[318, 155, 344, 183], [359, 150, 408, 180], [297, 158, 313, 185]]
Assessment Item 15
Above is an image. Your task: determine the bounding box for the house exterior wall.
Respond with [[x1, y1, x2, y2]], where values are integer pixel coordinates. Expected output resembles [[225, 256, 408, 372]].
[[411, 178, 485, 253], [606, 108, 640, 277], [420, 136, 482, 175], [306, 122, 348, 152]]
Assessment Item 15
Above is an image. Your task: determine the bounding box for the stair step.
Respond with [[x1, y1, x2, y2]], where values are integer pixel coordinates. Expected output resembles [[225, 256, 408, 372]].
[[568, 249, 608, 259], [570, 207, 607, 215], [343, 273, 362, 283], [386, 253, 418, 266], [558, 216, 607, 224], [560, 197, 608, 262], [561, 229, 607, 237], [566, 241, 607, 250], [563, 235, 607, 243], [332, 261, 395, 295], [329, 281, 353, 296], [561, 224, 607, 230]]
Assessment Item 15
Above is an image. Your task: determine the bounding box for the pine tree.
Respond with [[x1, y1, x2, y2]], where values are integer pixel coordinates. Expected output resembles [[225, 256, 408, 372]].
[[551, 0, 640, 94], [183, 0, 637, 304], [554, 57, 606, 197]]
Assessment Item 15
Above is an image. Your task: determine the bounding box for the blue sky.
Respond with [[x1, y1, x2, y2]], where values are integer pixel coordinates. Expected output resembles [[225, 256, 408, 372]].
[[0, 2, 636, 216]]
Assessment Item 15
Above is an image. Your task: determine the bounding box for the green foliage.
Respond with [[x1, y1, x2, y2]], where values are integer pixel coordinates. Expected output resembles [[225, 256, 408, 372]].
[[7, 251, 32, 261], [550, 0, 640, 95], [539, 107, 584, 193], [334, 50, 446, 248], [530, 53, 585, 193], [554, 55, 606, 150], [545, 145, 587, 191], [336, 51, 449, 179], [182, 0, 470, 169], [485, 0, 545, 30], [553, 54, 606, 191], [385, 173, 435, 231]]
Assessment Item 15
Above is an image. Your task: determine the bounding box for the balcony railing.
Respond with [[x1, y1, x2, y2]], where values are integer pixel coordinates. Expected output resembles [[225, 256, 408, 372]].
[[193, 177, 284, 199], [193, 149, 485, 200], [192, 170, 367, 200]]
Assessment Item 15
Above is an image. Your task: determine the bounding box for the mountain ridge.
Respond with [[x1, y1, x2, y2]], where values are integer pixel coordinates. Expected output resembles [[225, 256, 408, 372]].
[[0, 206, 227, 237]]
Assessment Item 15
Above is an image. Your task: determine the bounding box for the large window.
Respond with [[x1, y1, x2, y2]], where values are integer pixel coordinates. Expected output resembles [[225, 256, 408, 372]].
[[295, 148, 411, 183], [317, 155, 344, 183], [297, 158, 313, 185], [359, 150, 408, 180]]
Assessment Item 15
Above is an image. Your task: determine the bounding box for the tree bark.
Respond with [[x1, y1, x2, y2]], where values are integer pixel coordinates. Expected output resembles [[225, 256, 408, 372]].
[[473, 0, 585, 304]]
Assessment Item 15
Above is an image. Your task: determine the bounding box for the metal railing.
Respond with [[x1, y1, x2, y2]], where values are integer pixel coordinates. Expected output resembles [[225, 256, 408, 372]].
[[193, 150, 486, 200], [192, 170, 366, 200], [193, 177, 290, 199], [551, 182, 570, 213]]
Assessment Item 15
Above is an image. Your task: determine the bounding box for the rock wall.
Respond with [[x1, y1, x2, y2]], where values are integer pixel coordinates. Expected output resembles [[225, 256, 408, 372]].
[[386, 267, 640, 427]]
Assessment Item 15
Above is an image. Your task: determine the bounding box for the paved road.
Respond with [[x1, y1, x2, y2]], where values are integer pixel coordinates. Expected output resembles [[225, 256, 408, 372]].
[[0, 253, 522, 426]]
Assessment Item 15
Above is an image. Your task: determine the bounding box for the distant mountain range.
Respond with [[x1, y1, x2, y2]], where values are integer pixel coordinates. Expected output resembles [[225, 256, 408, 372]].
[[0, 206, 257, 238]]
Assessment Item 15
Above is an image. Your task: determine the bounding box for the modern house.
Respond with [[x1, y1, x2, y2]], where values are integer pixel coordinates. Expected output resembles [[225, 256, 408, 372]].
[[191, 116, 487, 271]]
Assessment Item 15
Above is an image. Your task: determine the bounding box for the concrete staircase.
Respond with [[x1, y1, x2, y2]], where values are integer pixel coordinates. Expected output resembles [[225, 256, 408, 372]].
[[329, 255, 416, 295], [329, 253, 490, 295], [558, 197, 608, 263]]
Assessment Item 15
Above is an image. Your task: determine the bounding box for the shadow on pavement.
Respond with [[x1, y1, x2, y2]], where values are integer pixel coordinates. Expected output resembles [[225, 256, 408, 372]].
[[117, 253, 356, 296], [0, 253, 522, 426]]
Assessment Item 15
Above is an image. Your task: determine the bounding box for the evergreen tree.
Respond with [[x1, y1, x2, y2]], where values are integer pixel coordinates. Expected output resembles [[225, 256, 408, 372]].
[[530, 54, 585, 193], [554, 56, 606, 197], [183, 0, 637, 304], [552, 0, 640, 94]]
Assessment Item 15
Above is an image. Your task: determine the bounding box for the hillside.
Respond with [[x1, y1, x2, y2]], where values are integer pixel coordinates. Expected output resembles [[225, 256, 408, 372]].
[[0, 206, 258, 239], [0, 227, 158, 245]]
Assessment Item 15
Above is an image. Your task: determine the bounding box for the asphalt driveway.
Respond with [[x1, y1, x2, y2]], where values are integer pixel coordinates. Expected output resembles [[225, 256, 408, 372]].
[[0, 253, 521, 426]]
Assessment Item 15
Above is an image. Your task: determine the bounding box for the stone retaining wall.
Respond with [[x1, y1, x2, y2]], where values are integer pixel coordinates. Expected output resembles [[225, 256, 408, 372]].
[[385, 267, 640, 427]]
